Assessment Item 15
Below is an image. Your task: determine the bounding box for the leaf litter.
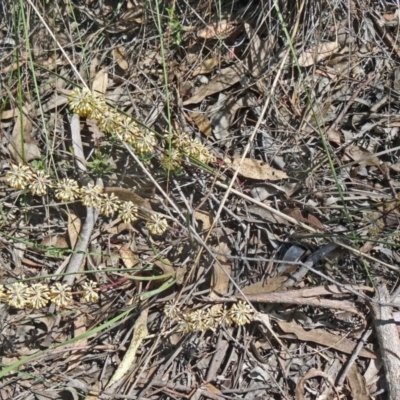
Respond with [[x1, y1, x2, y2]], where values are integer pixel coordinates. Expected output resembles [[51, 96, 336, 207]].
[[1, 0, 400, 399]]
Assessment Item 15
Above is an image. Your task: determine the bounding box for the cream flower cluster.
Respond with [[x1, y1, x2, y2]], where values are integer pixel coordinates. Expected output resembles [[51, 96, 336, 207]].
[[0, 280, 99, 309], [164, 301, 256, 333], [5, 164, 168, 235], [69, 88, 157, 154], [163, 131, 216, 168], [69, 87, 215, 169]]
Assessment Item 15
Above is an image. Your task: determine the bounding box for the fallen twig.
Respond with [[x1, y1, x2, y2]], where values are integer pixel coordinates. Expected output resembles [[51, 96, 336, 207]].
[[369, 284, 400, 400]]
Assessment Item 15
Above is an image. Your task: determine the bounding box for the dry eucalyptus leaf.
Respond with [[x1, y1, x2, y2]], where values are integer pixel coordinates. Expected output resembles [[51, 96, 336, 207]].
[[41, 234, 69, 250], [68, 212, 81, 249], [119, 246, 139, 269], [242, 276, 288, 295], [250, 185, 279, 201], [327, 129, 342, 145], [42, 96, 69, 113], [190, 112, 212, 137], [277, 320, 376, 358], [347, 364, 370, 400], [92, 68, 108, 96], [345, 145, 380, 167], [192, 57, 219, 76], [197, 20, 238, 39], [106, 306, 148, 388], [210, 242, 231, 298], [283, 208, 324, 230], [183, 63, 246, 105], [8, 109, 41, 163], [209, 93, 257, 140], [194, 209, 213, 230], [103, 187, 152, 210], [227, 157, 288, 180], [244, 23, 273, 77], [298, 41, 339, 67], [114, 45, 129, 70], [1, 108, 19, 120], [65, 313, 87, 372], [247, 205, 290, 226]]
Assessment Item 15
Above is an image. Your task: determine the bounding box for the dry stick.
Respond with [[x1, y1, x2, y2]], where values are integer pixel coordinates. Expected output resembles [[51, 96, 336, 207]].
[[336, 327, 373, 387], [369, 285, 400, 400], [62, 114, 99, 286]]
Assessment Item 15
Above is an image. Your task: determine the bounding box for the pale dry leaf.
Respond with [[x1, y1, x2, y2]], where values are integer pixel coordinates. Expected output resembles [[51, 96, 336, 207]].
[[202, 383, 223, 396], [209, 93, 258, 140], [345, 145, 380, 167], [364, 358, 382, 388], [242, 276, 289, 295], [11, 232, 26, 272], [247, 205, 290, 226], [192, 57, 219, 77], [190, 112, 212, 137], [244, 23, 272, 77], [210, 242, 231, 298], [197, 20, 237, 39], [106, 305, 148, 388], [1, 108, 19, 120], [33, 315, 56, 333], [42, 96, 69, 113], [119, 246, 139, 269], [92, 68, 108, 96], [298, 41, 340, 67], [227, 157, 288, 180], [183, 63, 246, 105], [89, 57, 99, 82], [103, 187, 152, 210], [152, 259, 175, 278], [185, 53, 198, 66], [283, 208, 324, 230], [207, 94, 231, 140], [41, 234, 69, 250], [389, 163, 400, 172], [2, 357, 19, 366], [114, 45, 129, 70], [347, 364, 370, 400], [8, 109, 41, 163], [194, 209, 213, 230], [327, 129, 342, 145], [277, 320, 376, 358], [65, 313, 87, 372], [68, 212, 82, 249]]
